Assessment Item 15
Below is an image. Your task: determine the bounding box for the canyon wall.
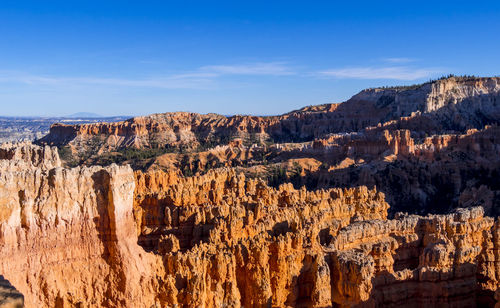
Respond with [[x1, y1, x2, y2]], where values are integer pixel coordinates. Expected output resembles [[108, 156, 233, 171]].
[[1, 143, 500, 307], [0, 144, 162, 307]]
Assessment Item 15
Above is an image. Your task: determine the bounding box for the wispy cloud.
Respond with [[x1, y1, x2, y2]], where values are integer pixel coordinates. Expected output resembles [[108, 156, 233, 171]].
[[0, 72, 215, 89], [318, 66, 442, 80], [382, 57, 416, 64], [0, 62, 295, 90], [201, 62, 294, 76], [138, 60, 163, 65]]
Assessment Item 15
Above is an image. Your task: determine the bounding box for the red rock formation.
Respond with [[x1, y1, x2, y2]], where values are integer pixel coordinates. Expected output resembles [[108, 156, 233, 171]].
[[0, 141, 61, 169], [285, 125, 500, 216], [330, 207, 495, 307], [0, 143, 500, 307], [0, 144, 161, 307], [4, 76, 500, 307]]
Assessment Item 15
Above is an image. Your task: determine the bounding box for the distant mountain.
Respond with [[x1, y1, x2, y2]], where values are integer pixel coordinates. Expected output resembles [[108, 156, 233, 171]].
[[67, 112, 103, 118]]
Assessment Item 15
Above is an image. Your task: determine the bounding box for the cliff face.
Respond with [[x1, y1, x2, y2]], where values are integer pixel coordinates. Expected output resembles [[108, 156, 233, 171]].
[[0, 143, 161, 307], [1, 143, 499, 307], [0, 141, 61, 169], [351, 76, 500, 114], [331, 207, 498, 307]]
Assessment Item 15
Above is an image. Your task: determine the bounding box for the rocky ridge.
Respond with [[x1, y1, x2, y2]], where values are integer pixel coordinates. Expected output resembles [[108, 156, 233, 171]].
[[38, 76, 500, 152], [0, 116, 129, 144]]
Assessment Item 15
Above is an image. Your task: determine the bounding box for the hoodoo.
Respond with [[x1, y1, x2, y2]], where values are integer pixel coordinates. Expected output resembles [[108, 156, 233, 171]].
[[0, 142, 499, 307]]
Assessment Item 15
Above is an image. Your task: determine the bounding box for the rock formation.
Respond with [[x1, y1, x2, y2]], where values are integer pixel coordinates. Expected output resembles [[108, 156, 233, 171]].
[[0, 143, 162, 307], [306, 125, 500, 215], [1, 143, 500, 307]]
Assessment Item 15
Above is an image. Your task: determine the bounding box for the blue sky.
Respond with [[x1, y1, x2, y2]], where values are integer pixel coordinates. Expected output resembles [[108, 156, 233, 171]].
[[0, 1, 499, 117]]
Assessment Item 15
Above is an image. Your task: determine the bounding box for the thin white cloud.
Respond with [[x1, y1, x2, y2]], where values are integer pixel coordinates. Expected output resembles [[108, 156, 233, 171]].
[[0, 62, 295, 89], [0, 72, 215, 89], [318, 66, 442, 80], [71, 76, 215, 89], [201, 62, 295, 76], [382, 57, 416, 64]]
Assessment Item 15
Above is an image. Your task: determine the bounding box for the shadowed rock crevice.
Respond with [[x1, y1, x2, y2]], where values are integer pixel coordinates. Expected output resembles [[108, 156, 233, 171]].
[[135, 197, 216, 253], [0, 275, 23, 308]]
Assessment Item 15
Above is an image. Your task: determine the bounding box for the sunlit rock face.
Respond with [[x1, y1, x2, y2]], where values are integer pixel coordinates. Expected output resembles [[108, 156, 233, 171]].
[[0, 143, 161, 307], [1, 76, 500, 307], [0, 143, 499, 307]]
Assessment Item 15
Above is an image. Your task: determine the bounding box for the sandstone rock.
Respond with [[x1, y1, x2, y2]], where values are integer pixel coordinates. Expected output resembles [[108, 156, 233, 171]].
[[0, 144, 161, 307], [0, 141, 61, 169]]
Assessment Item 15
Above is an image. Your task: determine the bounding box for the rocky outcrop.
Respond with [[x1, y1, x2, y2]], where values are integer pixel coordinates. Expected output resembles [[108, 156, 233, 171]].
[[330, 207, 496, 307], [0, 143, 161, 307], [134, 166, 500, 307], [0, 141, 61, 169], [133, 169, 389, 251], [306, 125, 500, 215]]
